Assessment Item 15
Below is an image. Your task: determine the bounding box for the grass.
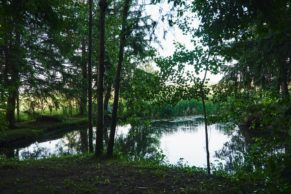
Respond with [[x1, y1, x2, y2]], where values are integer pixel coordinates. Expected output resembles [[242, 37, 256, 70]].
[[152, 99, 218, 119], [0, 154, 239, 194]]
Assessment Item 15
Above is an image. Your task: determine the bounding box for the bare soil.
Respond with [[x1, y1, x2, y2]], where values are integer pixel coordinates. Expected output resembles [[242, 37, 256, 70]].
[[0, 156, 238, 194]]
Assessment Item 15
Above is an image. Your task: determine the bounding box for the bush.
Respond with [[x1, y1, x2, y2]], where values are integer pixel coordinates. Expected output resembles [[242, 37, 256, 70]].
[[214, 91, 291, 193]]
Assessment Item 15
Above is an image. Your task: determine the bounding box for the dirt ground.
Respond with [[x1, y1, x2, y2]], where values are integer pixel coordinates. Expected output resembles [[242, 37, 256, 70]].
[[0, 156, 238, 194]]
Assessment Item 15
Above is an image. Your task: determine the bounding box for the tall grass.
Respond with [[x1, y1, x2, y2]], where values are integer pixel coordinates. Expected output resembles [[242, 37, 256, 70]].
[[152, 99, 218, 118]]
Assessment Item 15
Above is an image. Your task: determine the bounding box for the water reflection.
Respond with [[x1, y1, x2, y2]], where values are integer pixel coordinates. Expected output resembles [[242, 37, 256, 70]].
[[160, 124, 230, 167], [215, 125, 288, 173], [15, 131, 86, 159], [115, 123, 163, 161], [1, 116, 233, 168]]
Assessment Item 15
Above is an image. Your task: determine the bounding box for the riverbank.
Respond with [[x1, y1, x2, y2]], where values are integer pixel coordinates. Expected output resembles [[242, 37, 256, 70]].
[[0, 155, 238, 194], [0, 116, 88, 148]]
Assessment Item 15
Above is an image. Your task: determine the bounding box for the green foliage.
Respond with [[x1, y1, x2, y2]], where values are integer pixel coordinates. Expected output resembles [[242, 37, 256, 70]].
[[0, 111, 8, 131], [120, 68, 162, 118], [222, 138, 290, 194], [188, 0, 291, 99], [213, 90, 291, 193], [119, 74, 218, 119], [155, 37, 223, 119]]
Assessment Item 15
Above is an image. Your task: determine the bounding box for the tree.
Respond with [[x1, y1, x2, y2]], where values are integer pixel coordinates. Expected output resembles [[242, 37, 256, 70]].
[[0, 0, 65, 127], [190, 0, 291, 100], [105, 0, 164, 157], [185, 0, 291, 187], [88, 0, 94, 152], [95, 0, 108, 157], [107, 0, 132, 158], [79, 39, 87, 116]]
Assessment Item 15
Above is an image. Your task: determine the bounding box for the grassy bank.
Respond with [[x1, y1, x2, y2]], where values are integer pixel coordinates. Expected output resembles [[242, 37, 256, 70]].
[[151, 99, 218, 119], [0, 155, 238, 194], [0, 116, 88, 147]]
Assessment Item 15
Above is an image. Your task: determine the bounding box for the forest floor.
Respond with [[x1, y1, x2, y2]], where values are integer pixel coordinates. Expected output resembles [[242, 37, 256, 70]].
[[0, 155, 239, 194]]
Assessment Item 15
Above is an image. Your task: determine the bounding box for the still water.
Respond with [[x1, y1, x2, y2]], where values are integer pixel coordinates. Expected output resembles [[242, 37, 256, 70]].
[[7, 116, 232, 168]]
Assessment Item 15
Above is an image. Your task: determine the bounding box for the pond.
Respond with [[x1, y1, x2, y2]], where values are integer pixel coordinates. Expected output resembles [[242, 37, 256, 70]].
[[1, 116, 235, 168]]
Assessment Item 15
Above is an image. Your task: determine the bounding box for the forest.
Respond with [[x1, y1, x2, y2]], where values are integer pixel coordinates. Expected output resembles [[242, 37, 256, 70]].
[[0, 0, 290, 193]]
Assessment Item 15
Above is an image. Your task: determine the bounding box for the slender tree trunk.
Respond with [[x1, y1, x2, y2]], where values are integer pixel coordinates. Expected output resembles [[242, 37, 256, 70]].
[[201, 91, 210, 175], [3, 44, 9, 87], [80, 129, 88, 153], [16, 89, 20, 121], [104, 84, 111, 111], [6, 27, 20, 128], [103, 56, 113, 112], [103, 126, 109, 145], [107, 0, 131, 158], [6, 90, 17, 128], [80, 38, 88, 115], [88, 0, 94, 152], [201, 57, 210, 175], [280, 59, 289, 101], [5, 51, 16, 127], [96, 0, 107, 157]]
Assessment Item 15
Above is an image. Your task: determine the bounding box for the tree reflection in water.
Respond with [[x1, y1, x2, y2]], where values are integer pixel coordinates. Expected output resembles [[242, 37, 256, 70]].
[[216, 126, 288, 176], [114, 122, 164, 161], [20, 143, 50, 159]]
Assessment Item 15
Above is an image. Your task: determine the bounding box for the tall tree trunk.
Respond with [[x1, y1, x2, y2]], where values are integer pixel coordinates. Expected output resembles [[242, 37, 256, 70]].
[[80, 38, 88, 116], [3, 44, 9, 88], [80, 129, 89, 153], [104, 84, 111, 112], [103, 56, 113, 112], [201, 91, 210, 175], [280, 58, 289, 101], [6, 27, 20, 128], [87, 0, 94, 152], [6, 89, 17, 128], [16, 89, 20, 121], [96, 0, 107, 157], [107, 0, 131, 158], [5, 47, 17, 128], [201, 58, 210, 175]]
